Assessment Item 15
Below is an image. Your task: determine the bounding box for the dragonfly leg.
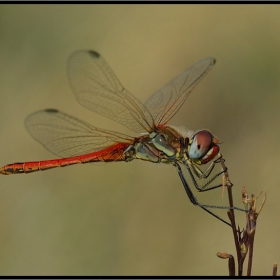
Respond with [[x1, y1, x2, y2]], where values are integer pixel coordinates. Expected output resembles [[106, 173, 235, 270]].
[[183, 160, 246, 213], [174, 162, 245, 227], [178, 137, 224, 193], [182, 157, 225, 193]]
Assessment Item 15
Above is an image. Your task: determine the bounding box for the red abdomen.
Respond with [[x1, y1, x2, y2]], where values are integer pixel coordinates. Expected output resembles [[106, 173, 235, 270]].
[[0, 143, 130, 175]]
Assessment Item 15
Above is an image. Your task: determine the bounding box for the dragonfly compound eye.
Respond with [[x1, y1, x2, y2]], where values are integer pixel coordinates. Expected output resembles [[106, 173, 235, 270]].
[[188, 130, 213, 159]]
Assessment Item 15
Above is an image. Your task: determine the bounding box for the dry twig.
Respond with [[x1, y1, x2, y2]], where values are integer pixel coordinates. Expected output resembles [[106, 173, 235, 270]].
[[216, 156, 268, 276]]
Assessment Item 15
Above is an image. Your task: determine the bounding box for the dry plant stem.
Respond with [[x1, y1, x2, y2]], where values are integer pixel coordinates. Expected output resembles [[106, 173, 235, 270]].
[[228, 253, 236, 276], [217, 252, 235, 276], [247, 235, 254, 276], [219, 157, 242, 275], [217, 160, 267, 276], [227, 210, 244, 276], [246, 210, 256, 276], [244, 191, 266, 276], [273, 263, 277, 276]]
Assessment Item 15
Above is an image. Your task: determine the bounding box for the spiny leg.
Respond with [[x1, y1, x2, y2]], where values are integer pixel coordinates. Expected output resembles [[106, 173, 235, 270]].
[[175, 162, 231, 227], [182, 156, 226, 193], [179, 136, 224, 190], [190, 158, 217, 179], [184, 160, 224, 192], [174, 162, 246, 227], [183, 161, 246, 212]]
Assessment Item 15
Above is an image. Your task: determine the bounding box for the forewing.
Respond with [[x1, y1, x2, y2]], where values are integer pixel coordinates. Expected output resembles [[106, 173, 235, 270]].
[[144, 57, 216, 126], [25, 109, 133, 158], [67, 50, 154, 133]]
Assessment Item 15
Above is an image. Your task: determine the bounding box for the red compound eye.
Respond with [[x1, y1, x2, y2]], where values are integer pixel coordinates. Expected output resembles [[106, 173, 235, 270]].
[[188, 130, 213, 159]]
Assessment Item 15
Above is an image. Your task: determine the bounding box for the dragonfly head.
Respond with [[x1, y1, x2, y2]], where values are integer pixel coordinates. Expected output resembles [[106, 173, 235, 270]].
[[187, 130, 220, 165]]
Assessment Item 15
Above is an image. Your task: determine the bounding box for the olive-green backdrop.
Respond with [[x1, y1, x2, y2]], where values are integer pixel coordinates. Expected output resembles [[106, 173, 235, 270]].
[[0, 4, 279, 276]]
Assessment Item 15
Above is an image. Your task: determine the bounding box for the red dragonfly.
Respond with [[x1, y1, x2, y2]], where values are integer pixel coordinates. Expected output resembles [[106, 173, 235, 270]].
[[0, 50, 240, 226]]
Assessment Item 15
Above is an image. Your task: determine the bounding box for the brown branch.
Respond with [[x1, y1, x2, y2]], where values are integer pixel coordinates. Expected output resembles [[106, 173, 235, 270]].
[[217, 252, 235, 276], [219, 155, 243, 275], [273, 263, 278, 276], [217, 156, 267, 276], [242, 189, 267, 276]]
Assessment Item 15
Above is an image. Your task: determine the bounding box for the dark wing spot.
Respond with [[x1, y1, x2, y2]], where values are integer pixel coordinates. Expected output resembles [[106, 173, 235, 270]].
[[88, 50, 100, 58], [45, 109, 59, 113]]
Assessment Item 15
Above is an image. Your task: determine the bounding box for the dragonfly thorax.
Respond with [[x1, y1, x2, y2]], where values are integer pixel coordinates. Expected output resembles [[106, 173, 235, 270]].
[[128, 126, 185, 164], [126, 126, 220, 166]]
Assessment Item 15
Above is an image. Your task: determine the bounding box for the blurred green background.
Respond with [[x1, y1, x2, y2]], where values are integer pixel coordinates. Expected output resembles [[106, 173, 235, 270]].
[[0, 5, 279, 276]]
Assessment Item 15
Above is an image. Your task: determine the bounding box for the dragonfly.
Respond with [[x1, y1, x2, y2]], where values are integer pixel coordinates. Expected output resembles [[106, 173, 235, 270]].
[[0, 50, 242, 226]]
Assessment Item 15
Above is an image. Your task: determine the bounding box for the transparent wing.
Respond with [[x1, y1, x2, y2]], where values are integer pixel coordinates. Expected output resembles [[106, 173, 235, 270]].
[[25, 109, 133, 158], [144, 57, 216, 126], [68, 50, 154, 133]]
